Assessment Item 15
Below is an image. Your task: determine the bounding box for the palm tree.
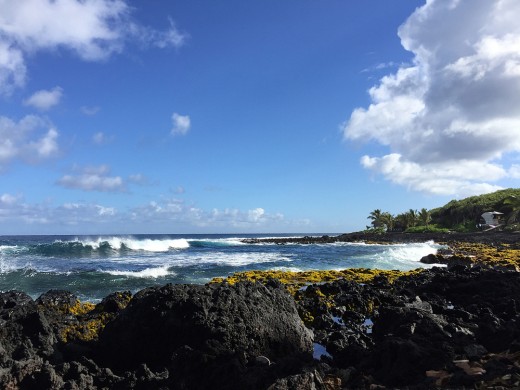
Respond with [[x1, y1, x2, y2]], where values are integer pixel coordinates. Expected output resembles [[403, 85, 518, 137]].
[[367, 209, 384, 229], [380, 212, 395, 231], [418, 208, 431, 227], [406, 209, 418, 228]]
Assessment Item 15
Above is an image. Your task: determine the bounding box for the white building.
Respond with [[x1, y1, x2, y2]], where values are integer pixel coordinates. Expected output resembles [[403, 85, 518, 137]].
[[480, 211, 504, 227]]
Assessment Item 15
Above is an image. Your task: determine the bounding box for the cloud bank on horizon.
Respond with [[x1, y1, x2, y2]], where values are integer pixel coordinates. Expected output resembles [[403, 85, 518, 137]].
[[343, 0, 520, 196]]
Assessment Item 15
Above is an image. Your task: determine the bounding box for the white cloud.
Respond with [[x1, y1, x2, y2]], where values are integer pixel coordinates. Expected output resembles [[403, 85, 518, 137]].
[[0, 193, 20, 206], [343, 0, 520, 196], [0, 0, 187, 94], [23, 86, 63, 110], [0, 191, 306, 233], [55, 202, 118, 226], [130, 199, 285, 230], [57, 165, 125, 192], [171, 113, 191, 136], [0, 41, 26, 95], [81, 106, 100, 116], [131, 17, 187, 49], [92, 131, 113, 145], [128, 173, 153, 186], [0, 115, 59, 171], [248, 208, 265, 222], [361, 154, 505, 197]]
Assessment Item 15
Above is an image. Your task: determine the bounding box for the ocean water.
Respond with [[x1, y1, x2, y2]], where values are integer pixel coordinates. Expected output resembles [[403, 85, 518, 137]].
[[0, 234, 445, 302]]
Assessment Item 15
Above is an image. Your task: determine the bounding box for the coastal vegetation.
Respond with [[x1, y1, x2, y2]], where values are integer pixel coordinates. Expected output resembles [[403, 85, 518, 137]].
[[366, 188, 520, 233]]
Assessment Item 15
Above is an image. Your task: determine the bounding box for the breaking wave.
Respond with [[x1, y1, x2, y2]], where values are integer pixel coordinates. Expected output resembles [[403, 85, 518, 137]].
[[103, 266, 173, 278]]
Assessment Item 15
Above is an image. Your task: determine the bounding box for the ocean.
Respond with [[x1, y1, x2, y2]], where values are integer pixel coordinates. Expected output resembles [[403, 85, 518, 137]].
[[0, 234, 444, 302]]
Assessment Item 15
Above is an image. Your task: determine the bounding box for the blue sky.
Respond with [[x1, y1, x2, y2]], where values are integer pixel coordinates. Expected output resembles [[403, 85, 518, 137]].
[[1, 0, 519, 234]]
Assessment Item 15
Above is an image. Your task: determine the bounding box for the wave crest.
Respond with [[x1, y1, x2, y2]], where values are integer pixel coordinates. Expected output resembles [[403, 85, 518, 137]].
[[103, 266, 173, 278]]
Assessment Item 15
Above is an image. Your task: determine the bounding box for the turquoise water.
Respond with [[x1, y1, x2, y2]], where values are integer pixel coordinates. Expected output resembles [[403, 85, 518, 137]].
[[0, 234, 444, 301]]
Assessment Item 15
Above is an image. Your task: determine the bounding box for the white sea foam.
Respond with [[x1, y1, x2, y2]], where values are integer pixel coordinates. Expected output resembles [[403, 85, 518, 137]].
[[104, 265, 173, 278], [0, 245, 23, 255], [381, 241, 441, 262], [75, 237, 190, 252], [188, 238, 247, 247], [269, 266, 304, 272], [370, 241, 445, 269], [170, 252, 293, 267]]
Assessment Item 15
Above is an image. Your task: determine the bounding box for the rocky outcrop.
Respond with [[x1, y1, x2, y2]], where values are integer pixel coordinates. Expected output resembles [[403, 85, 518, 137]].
[[297, 265, 520, 388], [1, 266, 519, 389], [0, 281, 315, 389], [98, 280, 313, 389]]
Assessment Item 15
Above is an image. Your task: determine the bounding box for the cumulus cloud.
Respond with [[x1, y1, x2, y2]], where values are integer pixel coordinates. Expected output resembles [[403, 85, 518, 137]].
[[342, 0, 520, 196], [171, 113, 191, 136], [0, 115, 59, 171], [0, 0, 187, 94], [57, 165, 125, 192], [23, 86, 63, 110]]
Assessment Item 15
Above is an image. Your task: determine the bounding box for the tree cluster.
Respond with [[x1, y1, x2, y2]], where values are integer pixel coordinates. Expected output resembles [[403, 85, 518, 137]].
[[366, 189, 520, 233], [367, 208, 431, 232]]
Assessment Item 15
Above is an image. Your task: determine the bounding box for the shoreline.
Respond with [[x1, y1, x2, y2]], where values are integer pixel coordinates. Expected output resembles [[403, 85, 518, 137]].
[[242, 230, 520, 245], [1, 232, 519, 388]]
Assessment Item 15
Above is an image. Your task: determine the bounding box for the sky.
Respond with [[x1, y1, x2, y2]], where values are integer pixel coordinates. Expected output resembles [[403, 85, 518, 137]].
[[0, 0, 519, 235]]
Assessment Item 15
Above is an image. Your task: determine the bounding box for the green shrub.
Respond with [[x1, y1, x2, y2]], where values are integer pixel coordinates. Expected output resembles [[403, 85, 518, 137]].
[[503, 223, 520, 232], [404, 225, 450, 233], [362, 227, 387, 234]]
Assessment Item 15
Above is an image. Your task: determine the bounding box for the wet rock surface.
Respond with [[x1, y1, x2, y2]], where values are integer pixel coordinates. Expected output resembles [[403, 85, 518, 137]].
[[1, 266, 520, 388]]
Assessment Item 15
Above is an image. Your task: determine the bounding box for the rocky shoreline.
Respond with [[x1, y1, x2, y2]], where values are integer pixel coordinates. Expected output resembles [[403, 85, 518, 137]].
[[1, 233, 519, 389], [242, 230, 520, 246]]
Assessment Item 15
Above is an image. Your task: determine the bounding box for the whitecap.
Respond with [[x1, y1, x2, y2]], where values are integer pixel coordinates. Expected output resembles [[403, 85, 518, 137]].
[[170, 252, 293, 267], [73, 237, 190, 252], [103, 265, 173, 278]]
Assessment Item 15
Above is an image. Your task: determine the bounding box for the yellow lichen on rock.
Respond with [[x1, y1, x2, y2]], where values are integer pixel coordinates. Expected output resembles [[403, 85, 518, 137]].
[[211, 268, 421, 295], [67, 300, 96, 316], [60, 312, 114, 343], [448, 242, 520, 269]]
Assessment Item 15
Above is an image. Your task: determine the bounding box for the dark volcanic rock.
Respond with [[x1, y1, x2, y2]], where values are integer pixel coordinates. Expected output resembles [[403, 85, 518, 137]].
[[100, 281, 312, 366], [2, 263, 520, 389], [0, 282, 314, 389], [99, 281, 313, 389], [295, 266, 520, 388]]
